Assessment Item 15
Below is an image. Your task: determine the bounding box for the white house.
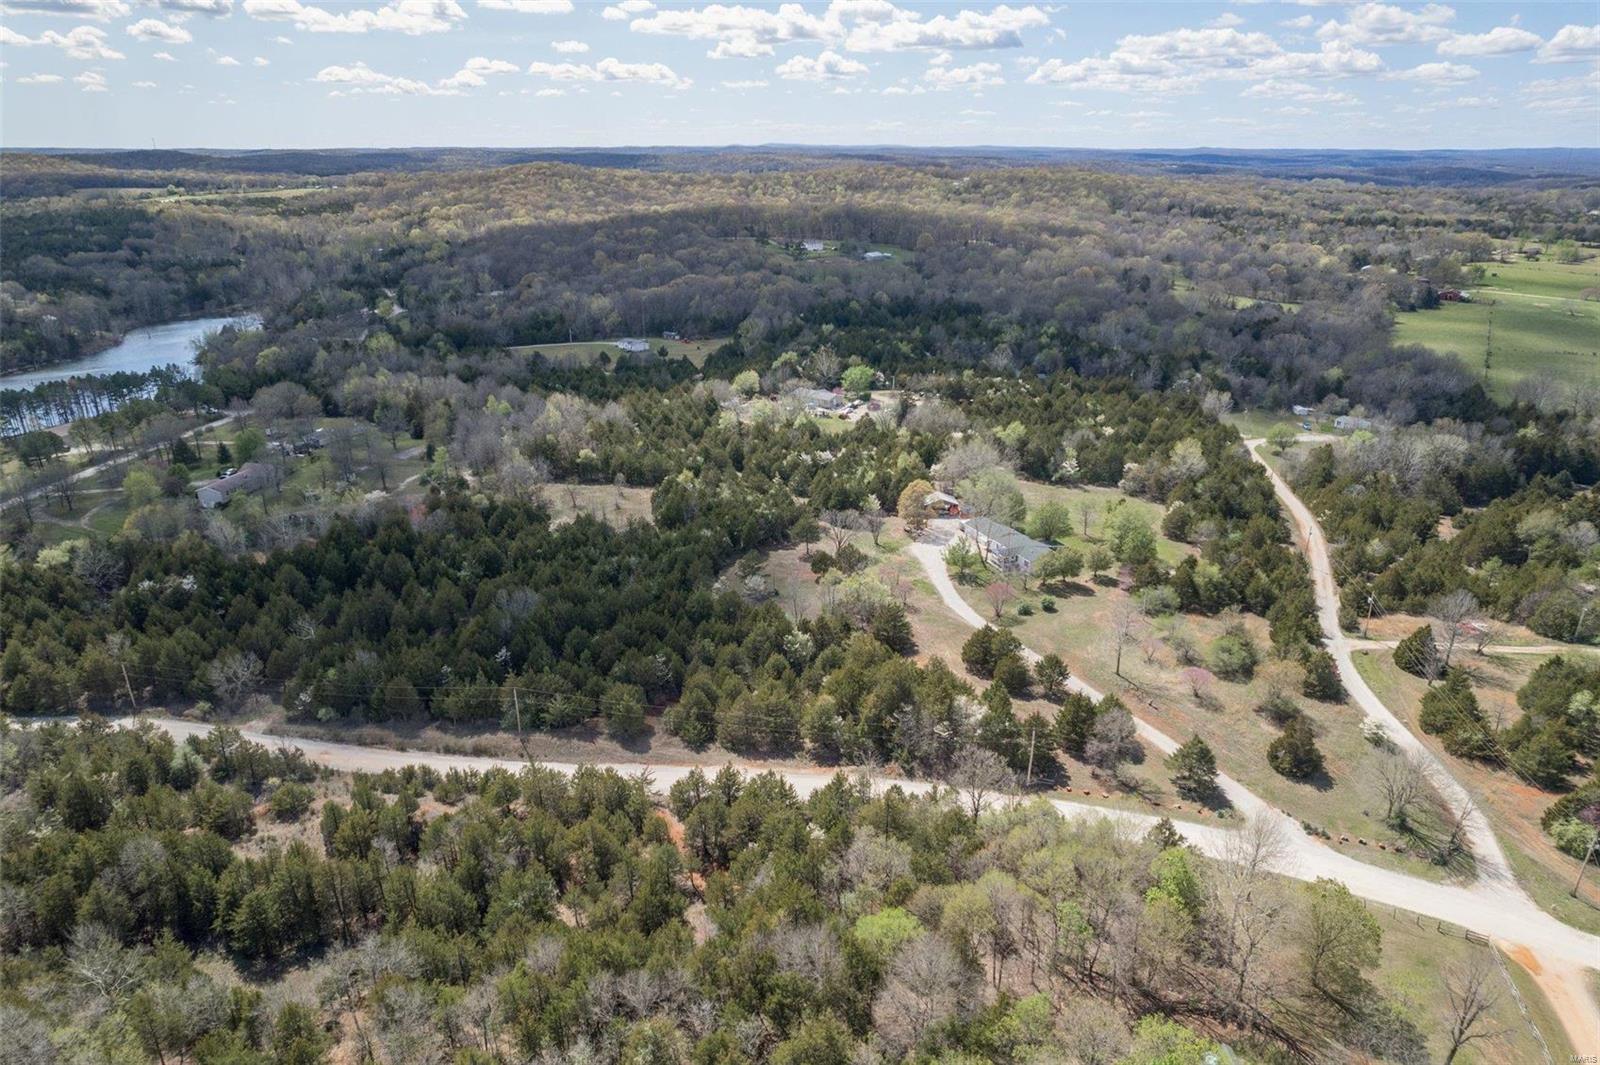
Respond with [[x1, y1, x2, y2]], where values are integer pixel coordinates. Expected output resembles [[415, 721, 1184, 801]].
[[862, 250, 893, 261], [792, 387, 847, 412], [801, 239, 825, 252], [196, 462, 273, 509], [1334, 415, 1373, 431], [958, 516, 1052, 575], [615, 338, 651, 353], [1291, 404, 1314, 417]]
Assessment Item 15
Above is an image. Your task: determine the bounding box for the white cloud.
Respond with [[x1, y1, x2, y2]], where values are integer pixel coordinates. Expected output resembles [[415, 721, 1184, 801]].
[[132, 78, 156, 86], [1437, 26, 1540, 57], [1209, 12, 1243, 29], [3, 25, 127, 59], [253, 55, 269, 65], [1385, 60, 1477, 85], [216, 53, 240, 64], [1535, 24, 1600, 64], [1242, 78, 1356, 104], [272, 34, 292, 43], [157, 0, 234, 15], [719, 77, 767, 88], [1027, 26, 1379, 94], [601, 0, 651, 20], [438, 54, 518, 88], [846, 5, 1049, 52], [1316, 3, 1454, 47], [922, 58, 1001, 90], [629, 2, 1046, 59], [243, 0, 467, 36], [775, 48, 867, 80], [1280, 15, 1313, 30], [478, 0, 572, 10], [550, 39, 588, 53], [525, 55, 691, 88], [153, 49, 175, 59], [126, 18, 191, 43], [1, 0, 129, 19], [1519, 67, 1599, 112], [16, 72, 64, 83], [535, 86, 563, 95], [315, 60, 438, 93], [74, 68, 107, 90]]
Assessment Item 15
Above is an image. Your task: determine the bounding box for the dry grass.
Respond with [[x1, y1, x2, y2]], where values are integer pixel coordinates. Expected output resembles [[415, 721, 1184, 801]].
[[1354, 648, 1600, 934]]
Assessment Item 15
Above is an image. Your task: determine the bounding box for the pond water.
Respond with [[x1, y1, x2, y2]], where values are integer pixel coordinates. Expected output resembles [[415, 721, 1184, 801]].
[[0, 314, 261, 392]]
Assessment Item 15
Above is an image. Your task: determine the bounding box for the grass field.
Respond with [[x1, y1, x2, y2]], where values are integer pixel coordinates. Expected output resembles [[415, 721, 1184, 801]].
[[1394, 256, 1600, 395], [507, 336, 728, 368], [544, 482, 655, 527], [1014, 479, 1192, 566], [1353, 648, 1600, 934], [1366, 903, 1573, 1064]]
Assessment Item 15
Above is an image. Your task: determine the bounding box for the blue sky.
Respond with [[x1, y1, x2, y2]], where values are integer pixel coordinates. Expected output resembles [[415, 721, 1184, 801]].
[[2, 1, 1597, 149]]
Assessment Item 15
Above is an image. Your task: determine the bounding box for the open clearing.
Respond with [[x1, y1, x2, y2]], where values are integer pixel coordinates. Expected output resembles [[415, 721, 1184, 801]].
[[1394, 255, 1600, 395], [1354, 647, 1600, 935], [507, 335, 728, 368]]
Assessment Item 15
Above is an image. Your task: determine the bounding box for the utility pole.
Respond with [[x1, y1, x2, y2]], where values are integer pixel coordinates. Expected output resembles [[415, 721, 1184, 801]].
[[1363, 593, 1376, 638], [121, 662, 137, 709], [1025, 725, 1036, 787], [1573, 831, 1598, 898], [512, 687, 526, 758]]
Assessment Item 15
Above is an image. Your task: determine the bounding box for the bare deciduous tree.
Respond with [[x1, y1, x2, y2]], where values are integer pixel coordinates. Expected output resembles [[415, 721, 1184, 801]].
[[1429, 589, 1481, 672], [872, 933, 974, 1058], [1373, 751, 1427, 830], [947, 747, 1016, 820], [205, 650, 263, 706], [1442, 958, 1505, 1064], [983, 580, 1015, 619]]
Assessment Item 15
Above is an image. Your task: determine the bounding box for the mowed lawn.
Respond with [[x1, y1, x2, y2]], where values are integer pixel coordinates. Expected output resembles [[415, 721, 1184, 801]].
[[1394, 255, 1600, 395], [507, 336, 728, 368]]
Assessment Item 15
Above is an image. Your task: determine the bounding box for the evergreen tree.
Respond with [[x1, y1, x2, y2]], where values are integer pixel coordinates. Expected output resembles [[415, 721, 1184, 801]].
[[1267, 717, 1324, 780], [1166, 735, 1218, 800], [1394, 624, 1439, 679]]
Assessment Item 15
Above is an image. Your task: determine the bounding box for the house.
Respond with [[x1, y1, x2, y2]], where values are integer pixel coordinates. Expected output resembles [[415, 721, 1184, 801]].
[[801, 239, 825, 253], [1291, 404, 1314, 417], [862, 250, 893, 261], [792, 387, 848, 412], [196, 462, 273, 509], [1334, 415, 1373, 431], [924, 491, 961, 516], [615, 338, 651, 354], [958, 516, 1053, 575], [1438, 289, 1473, 303], [662, 330, 681, 341]]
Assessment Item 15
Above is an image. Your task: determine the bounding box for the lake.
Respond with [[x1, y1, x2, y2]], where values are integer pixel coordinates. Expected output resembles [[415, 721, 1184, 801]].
[[0, 314, 261, 392]]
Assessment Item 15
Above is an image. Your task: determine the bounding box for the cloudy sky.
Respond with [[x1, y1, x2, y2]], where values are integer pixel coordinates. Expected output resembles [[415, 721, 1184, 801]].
[[2, 0, 1596, 149]]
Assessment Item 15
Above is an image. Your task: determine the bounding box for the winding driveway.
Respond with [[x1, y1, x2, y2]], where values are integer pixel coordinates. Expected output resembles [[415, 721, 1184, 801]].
[[906, 502, 1599, 1048]]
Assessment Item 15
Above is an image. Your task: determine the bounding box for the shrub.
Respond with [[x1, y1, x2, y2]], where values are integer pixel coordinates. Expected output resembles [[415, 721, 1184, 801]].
[[1255, 690, 1302, 727], [1135, 586, 1180, 617], [1394, 624, 1439, 679], [1209, 626, 1259, 682], [1017, 602, 1034, 617], [268, 781, 316, 822], [1418, 669, 1476, 735], [1300, 649, 1343, 701], [1166, 735, 1218, 800], [1267, 717, 1324, 780], [1549, 817, 1598, 859], [1040, 596, 1056, 613], [993, 653, 1033, 697]]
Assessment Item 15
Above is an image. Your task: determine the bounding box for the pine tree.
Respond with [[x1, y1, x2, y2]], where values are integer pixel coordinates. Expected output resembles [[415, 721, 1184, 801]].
[[1267, 716, 1324, 780], [1166, 735, 1219, 799], [1394, 624, 1439, 679], [1301, 649, 1343, 701]]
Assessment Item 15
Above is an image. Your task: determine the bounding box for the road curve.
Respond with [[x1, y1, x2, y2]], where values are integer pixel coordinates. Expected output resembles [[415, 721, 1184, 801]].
[[904, 509, 1598, 1048], [138, 714, 1600, 982], [1244, 438, 1518, 892]]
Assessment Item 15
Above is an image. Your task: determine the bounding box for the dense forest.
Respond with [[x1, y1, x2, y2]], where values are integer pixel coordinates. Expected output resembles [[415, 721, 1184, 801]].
[[7, 151, 1598, 418], [0, 718, 1457, 1065]]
